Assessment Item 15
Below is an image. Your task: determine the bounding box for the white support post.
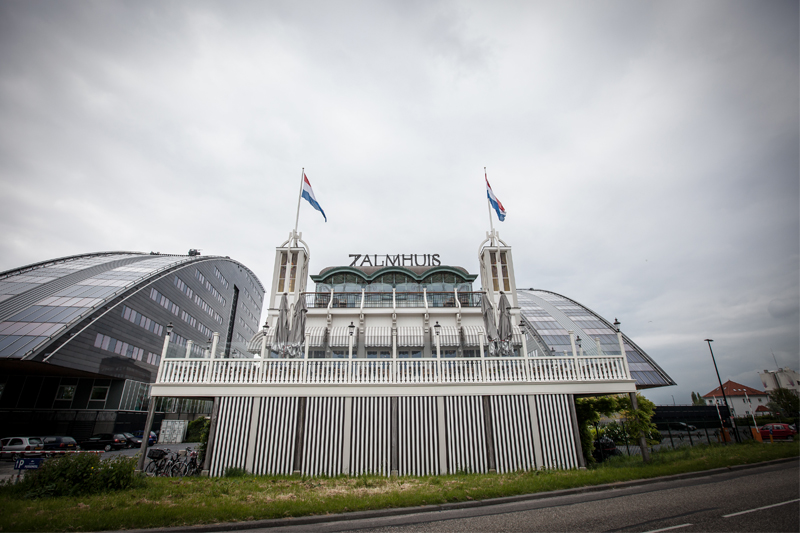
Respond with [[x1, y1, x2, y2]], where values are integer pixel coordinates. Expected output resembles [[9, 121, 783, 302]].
[[185, 340, 193, 359], [303, 332, 310, 383], [206, 332, 219, 383], [244, 397, 261, 473], [392, 329, 398, 383], [156, 329, 172, 383], [479, 332, 486, 380], [436, 396, 447, 474], [348, 331, 354, 384], [527, 395, 544, 470], [568, 330, 577, 357], [617, 331, 631, 378], [342, 397, 353, 475], [435, 332, 441, 383]]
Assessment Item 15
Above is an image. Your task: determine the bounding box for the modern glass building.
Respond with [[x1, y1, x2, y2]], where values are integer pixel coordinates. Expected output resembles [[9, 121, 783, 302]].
[[0, 251, 264, 438]]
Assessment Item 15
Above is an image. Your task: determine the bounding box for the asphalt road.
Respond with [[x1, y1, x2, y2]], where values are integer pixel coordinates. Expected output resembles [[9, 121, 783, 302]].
[[254, 461, 799, 533]]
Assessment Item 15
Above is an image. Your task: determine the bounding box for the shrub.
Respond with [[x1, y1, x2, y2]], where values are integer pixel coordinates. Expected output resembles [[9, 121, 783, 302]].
[[185, 417, 209, 443], [19, 453, 138, 498]]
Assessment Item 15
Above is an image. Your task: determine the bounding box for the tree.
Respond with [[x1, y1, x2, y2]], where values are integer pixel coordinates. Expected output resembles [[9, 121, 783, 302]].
[[767, 388, 800, 423], [574, 396, 619, 466], [691, 392, 705, 406]]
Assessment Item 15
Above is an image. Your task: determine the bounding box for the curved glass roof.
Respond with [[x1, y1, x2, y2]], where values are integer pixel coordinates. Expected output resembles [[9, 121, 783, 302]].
[[0, 253, 198, 360], [518, 289, 675, 389]]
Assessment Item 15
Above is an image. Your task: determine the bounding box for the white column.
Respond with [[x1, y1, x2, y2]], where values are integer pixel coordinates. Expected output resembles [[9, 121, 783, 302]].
[[155, 329, 172, 383], [527, 395, 544, 470], [435, 331, 441, 383], [479, 332, 487, 381], [617, 331, 631, 378], [342, 397, 353, 475], [184, 340, 193, 359], [436, 396, 447, 475], [245, 397, 261, 473], [568, 330, 577, 357]]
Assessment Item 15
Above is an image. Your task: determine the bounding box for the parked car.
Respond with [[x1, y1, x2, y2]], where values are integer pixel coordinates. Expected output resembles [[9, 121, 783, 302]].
[[80, 433, 128, 451], [759, 423, 797, 440], [592, 436, 622, 462], [133, 430, 157, 446], [123, 433, 142, 448], [1, 436, 44, 460], [41, 436, 79, 455]]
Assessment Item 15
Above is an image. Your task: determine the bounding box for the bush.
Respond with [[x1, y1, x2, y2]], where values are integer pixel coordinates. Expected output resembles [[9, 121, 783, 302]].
[[185, 417, 209, 442], [18, 453, 138, 498]]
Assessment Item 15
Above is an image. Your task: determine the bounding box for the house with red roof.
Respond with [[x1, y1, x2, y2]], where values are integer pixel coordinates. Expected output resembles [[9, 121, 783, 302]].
[[702, 380, 769, 417]]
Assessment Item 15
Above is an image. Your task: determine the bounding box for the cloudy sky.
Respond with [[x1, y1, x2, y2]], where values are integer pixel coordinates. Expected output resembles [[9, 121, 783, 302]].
[[1, 0, 797, 405]]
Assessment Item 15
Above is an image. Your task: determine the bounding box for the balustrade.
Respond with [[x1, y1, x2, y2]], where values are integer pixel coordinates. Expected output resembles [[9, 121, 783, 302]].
[[157, 354, 630, 386]]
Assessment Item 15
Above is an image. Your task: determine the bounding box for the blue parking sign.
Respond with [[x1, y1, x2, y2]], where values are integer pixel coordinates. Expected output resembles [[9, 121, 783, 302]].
[[14, 458, 43, 470]]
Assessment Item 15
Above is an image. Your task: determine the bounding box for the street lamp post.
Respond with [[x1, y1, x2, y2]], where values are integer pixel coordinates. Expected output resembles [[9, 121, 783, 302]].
[[434, 321, 441, 382], [348, 321, 355, 382], [704, 339, 739, 443]]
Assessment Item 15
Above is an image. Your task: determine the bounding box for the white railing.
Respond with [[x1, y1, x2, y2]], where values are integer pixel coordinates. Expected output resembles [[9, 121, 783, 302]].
[[157, 355, 630, 385]]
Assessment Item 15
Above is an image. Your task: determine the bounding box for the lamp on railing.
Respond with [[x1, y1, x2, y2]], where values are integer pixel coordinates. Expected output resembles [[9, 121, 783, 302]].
[[576, 335, 583, 357], [166, 322, 174, 336], [348, 321, 355, 359], [613, 318, 620, 332]]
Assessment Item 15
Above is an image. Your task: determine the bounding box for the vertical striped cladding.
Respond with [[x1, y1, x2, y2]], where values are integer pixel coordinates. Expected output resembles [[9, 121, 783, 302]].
[[210, 397, 253, 477], [350, 397, 390, 476], [535, 394, 579, 470], [398, 396, 439, 476], [302, 397, 344, 476], [445, 396, 487, 474], [253, 397, 298, 476], [490, 395, 536, 473]]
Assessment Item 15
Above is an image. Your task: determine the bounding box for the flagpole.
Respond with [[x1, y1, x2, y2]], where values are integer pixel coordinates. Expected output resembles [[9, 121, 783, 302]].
[[485, 167, 495, 246], [293, 167, 304, 246]]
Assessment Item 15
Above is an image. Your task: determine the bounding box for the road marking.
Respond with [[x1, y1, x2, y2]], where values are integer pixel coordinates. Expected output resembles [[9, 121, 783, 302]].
[[722, 498, 800, 518], [641, 524, 693, 533]]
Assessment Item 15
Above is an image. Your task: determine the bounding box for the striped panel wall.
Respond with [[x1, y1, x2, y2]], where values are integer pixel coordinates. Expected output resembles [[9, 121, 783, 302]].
[[535, 394, 579, 470], [350, 397, 391, 476], [490, 395, 536, 473], [253, 397, 298, 476], [398, 396, 439, 477], [210, 396, 253, 477], [444, 396, 487, 474], [302, 397, 344, 477]]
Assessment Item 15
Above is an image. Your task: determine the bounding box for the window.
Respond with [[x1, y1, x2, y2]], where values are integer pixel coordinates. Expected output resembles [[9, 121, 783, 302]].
[[398, 349, 423, 359], [90, 386, 109, 401], [174, 276, 193, 299], [121, 305, 163, 336], [277, 252, 299, 292], [56, 385, 75, 400], [489, 251, 511, 292]]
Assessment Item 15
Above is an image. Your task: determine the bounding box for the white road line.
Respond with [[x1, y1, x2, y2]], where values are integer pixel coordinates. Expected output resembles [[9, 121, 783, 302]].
[[722, 498, 800, 518], [641, 524, 693, 533]]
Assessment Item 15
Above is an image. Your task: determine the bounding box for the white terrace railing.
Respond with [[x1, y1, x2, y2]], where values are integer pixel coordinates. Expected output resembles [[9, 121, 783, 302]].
[[156, 355, 630, 386]]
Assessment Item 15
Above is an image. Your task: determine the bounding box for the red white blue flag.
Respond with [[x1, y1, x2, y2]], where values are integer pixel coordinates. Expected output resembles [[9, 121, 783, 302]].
[[302, 174, 327, 222], [486, 176, 506, 221]]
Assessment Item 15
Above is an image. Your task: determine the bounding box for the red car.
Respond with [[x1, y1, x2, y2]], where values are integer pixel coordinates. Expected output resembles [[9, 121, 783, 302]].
[[759, 423, 797, 440]]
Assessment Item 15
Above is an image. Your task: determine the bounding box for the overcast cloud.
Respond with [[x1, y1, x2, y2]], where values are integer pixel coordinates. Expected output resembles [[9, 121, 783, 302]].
[[1, 0, 797, 405]]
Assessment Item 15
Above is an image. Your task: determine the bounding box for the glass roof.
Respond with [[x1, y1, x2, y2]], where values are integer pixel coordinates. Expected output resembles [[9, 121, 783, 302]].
[[518, 289, 675, 389], [0, 253, 195, 360]]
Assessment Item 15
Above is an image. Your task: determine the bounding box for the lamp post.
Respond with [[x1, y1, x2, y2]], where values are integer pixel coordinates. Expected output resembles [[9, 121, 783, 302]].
[[576, 335, 583, 357], [434, 321, 441, 382], [138, 322, 173, 472], [704, 339, 739, 443], [348, 321, 355, 382]]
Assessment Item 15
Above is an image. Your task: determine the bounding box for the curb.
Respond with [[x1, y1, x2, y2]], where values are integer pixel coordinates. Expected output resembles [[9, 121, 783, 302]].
[[111, 456, 799, 533]]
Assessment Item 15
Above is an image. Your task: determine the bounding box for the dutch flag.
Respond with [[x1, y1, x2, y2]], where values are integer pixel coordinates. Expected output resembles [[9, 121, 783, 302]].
[[302, 173, 327, 222], [486, 177, 506, 222]]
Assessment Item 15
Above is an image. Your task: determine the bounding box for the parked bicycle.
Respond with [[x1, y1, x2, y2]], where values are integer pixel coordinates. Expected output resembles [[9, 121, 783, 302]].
[[170, 447, 201, 477]]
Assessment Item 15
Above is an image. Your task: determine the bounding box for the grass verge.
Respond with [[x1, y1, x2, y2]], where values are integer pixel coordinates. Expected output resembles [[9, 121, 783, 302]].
[[1, 441, 797, 532]]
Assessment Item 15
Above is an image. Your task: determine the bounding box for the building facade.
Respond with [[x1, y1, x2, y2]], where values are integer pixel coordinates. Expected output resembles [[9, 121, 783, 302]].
[[759, 368, 799, 393], [0, 251, 264, 438], [702, 381, 769, 417], [149, 230, 674, 476]]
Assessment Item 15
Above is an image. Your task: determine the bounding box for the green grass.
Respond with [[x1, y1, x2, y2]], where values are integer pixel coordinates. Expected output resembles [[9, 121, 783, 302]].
[[1, 441, 797, 532]]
